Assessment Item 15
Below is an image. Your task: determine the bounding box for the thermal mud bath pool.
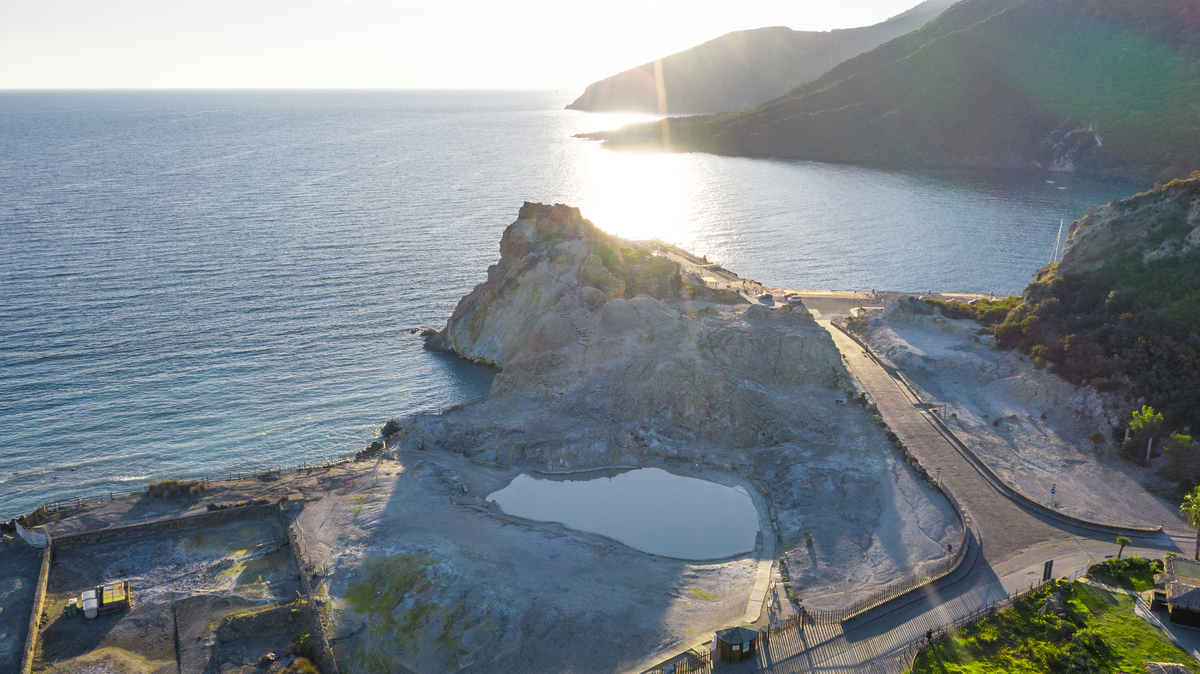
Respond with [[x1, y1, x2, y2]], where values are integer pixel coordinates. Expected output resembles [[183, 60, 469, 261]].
[[487, 467, 762, 560]]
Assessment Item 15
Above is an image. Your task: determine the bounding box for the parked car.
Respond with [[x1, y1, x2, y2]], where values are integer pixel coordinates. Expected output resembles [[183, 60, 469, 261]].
[[757, 293, 773, 301]]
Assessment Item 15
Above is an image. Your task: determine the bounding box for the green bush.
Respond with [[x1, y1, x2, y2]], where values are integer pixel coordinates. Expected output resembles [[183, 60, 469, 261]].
[[919, 296, 1021, 327], [1161, 433, 1200, 482], [1086, 556, 1163, 592], [147, 479, 205, 499]]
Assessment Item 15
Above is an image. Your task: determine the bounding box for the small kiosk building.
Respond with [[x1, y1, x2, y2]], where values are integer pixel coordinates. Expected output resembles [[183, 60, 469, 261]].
[[715, 626, 758, 662]]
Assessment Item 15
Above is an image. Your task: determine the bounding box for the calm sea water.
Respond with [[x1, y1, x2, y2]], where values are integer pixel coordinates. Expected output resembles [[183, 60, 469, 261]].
[[0, 90, 1139, 517]]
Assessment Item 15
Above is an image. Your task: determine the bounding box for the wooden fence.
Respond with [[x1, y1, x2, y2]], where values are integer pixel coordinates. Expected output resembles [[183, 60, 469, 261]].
[[14, 454, 362, 524], [10, 389, 508, 523]]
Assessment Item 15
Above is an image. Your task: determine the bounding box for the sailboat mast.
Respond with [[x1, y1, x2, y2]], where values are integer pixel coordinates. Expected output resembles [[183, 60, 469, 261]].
[[1052, 218, 1065, 263]]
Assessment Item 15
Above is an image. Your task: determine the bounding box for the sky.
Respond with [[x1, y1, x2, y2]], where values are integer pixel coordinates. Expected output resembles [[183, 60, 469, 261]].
[[1, 0, 932, 90]]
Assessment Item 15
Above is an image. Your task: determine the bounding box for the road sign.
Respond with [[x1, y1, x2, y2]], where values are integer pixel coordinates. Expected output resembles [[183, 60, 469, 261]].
[[1051, 485, 1056, 494], [1043, 560, 1054, 582]]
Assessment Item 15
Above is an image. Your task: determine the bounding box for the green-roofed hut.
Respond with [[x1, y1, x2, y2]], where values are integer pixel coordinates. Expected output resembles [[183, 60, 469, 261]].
[[715, 626, 758, 662], [1154, 557, 1200, 627]]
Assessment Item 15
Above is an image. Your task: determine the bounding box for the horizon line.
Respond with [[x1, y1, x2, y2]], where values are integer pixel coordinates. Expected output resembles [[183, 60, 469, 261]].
[[0, 87, 581, 93]]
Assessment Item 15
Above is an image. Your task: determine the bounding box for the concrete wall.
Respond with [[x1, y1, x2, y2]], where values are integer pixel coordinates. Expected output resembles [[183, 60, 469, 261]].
[[282, 512, 340, 674], [53, 503, 281, 550], [19, 539, 52, 674]]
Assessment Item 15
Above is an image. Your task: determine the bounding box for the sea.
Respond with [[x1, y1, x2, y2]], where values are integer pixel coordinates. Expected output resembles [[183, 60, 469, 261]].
[[0, 90, 1141, 518]]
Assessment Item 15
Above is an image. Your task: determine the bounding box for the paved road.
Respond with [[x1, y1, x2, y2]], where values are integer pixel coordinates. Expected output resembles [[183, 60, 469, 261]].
[[823, 322, 1075, 565], [633, 239, 1188, 672], [642, 319, 1191, 674], [723, 323, 1189, 673]]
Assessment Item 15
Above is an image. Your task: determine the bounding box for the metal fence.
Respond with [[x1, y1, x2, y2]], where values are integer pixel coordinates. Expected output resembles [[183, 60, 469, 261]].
[[650, 646, 712, 674], [803, 538, 970, 625], [896, 562, 1091, 673]]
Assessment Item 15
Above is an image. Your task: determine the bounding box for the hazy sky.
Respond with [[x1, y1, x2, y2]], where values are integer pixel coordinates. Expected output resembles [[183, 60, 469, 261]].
[[2, 0, 930, 90]]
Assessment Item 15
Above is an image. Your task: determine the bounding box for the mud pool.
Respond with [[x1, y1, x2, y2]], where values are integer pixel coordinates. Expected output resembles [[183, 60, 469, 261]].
[[487, 467, 760, 559]]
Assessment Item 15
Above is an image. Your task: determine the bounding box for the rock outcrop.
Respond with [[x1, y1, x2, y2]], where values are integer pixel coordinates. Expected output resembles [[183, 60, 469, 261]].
[[1059, 175, 1200, 276], [422, 202, 846, 462]]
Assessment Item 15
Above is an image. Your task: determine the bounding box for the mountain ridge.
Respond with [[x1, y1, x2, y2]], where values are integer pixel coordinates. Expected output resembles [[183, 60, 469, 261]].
[[584, 0, 1200, 183], [565, 0, 956, 115]]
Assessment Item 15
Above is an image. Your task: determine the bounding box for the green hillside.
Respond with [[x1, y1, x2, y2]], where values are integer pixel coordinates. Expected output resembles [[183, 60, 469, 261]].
[[988, 175, 1200, 438], [587, 0, 1200, 182], [565, 0, 953, 114]]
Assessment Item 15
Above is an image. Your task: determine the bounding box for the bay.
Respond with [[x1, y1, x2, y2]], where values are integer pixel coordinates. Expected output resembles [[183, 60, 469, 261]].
[[0, 90, 1139, 517]]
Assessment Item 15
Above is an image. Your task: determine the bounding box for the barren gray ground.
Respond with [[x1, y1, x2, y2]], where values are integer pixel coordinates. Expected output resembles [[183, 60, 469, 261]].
[[0, 536, 42, 674], [856, 300, 1187, 530], [38, 514, 302, 674]]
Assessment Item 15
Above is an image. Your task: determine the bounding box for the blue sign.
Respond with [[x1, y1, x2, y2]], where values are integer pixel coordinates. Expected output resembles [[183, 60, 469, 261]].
[[1051, 487, 1056, 494]]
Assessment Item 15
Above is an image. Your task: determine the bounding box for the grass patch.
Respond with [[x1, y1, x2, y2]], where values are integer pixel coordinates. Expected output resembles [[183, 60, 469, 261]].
[[344, 554, 440, 674], [690, 588, 718, 601], [911, 580, 1197, 674], [1085, 556, 1164, 593]]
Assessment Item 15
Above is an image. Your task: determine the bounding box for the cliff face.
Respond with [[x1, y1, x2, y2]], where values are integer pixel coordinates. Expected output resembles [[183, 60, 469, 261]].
[[421, 203, 853, 465], [587, 0, 1200, 183], [426, 202, 683, 367], [565, 0, 954, 115], [1060, 175, 1200, 276]]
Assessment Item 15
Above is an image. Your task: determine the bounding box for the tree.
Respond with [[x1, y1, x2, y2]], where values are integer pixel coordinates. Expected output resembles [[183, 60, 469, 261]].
[[1130, 404, 1165, 438], [1121, 404, 1166, 465], [1116, 536, 1131, 559], [1181, 486, 1200, 560]]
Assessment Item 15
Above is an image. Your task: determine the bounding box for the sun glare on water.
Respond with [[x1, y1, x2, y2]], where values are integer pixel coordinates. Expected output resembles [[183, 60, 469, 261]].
[[565, 113, 711, 248]]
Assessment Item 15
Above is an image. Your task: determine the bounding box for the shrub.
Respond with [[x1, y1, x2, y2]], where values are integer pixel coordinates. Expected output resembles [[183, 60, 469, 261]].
[[918, 296, 1021, 326], [1161, 433, 1200, 482], [147, 479, 205, 499], [1071, 627, 1106, 655]]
